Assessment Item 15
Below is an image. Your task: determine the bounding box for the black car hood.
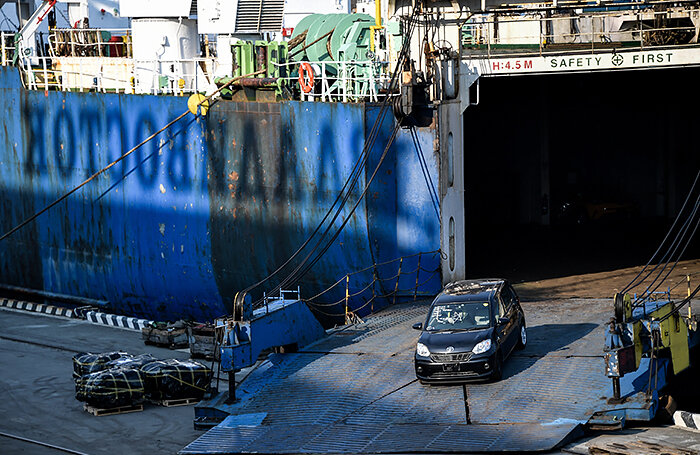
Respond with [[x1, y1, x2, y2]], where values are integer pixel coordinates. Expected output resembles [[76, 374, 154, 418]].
[[419, 327, 494, 353]]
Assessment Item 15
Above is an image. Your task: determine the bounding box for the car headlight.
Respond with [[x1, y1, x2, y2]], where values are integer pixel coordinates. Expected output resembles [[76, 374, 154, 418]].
[[472, 339, 492, 354], [416, 342, 430, 357]]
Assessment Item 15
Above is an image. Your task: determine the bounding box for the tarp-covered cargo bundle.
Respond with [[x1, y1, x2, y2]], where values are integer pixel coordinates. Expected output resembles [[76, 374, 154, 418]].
[[105, 353, 157, 370], [141, 359, 211, 401], [72, 351, 127, 378], [76, 368, 145, 409], [142, 321, 189, 348]]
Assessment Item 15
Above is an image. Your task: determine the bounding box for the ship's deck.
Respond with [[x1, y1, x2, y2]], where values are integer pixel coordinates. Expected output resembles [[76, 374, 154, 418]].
[[182, 297, 656, 454]]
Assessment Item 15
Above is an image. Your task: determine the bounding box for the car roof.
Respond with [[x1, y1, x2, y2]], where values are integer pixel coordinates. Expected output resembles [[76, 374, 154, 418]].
[[434, 279, 505, 304]]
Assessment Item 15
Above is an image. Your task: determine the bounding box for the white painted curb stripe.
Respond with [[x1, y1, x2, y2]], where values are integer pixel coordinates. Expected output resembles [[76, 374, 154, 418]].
[[0, 298, 73, 318], [674, 410, 700, 430], [85, 310, 152, 331]]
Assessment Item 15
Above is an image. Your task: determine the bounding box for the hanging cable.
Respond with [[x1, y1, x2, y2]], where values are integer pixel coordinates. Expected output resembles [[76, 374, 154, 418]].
[[620, 169, 700, 296], [233, 5, 423, 311], [409, 126, 440, 222], [0, 69, 266, 244], [635, 196, 700, 302], [658, 281, 700, 323], [267, 121, 403, 305], [256, 10, 423, 306]]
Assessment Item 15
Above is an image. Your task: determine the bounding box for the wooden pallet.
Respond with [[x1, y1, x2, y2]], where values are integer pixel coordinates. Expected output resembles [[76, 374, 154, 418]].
[[150, 397, 200, 407], [83, 403, 144, 416], [143, 339, 189, 350]]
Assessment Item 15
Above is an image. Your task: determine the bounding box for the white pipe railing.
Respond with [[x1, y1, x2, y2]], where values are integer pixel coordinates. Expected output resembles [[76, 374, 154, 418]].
[[462, 8, 700, 58], [1, 31, 15, 66], [18, 53, 393, 102], [272, 60, 393, 103], [18, 55, 218, 95]]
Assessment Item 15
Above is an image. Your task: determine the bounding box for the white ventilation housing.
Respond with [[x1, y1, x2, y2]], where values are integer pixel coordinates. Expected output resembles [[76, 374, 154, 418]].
[[234, 0, 284, 32]]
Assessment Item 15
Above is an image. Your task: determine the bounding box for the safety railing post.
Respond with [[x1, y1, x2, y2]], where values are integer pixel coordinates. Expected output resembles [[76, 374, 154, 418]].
[[371, 265, 378, 313], [344, 274, 350, 324], [79, 57, 83, 92], [414, 252, 422, 301], [393, 257, 403, 305], [689, 275, 693, 319], [42, 57, 49, 93], [342, 61, 348, 103]]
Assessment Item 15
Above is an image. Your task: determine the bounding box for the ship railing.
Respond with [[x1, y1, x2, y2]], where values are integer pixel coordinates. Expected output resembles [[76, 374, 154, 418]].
[[18, 55, 218, 95], [273, 60, 395, 103], [1, 31, 15, 66], [461, 6, 700, 59], [48, 28, 132, 58], [301, 250, 443, 324], [132, 58, 218, 96]]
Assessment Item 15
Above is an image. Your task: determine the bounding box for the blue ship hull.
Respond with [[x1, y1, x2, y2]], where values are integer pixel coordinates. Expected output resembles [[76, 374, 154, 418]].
[[0, 67, 440, 322]]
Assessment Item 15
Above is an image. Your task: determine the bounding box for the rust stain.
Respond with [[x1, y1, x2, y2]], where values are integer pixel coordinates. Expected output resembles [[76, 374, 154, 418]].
[[228, 171, 239, 181], [228, 183, 234, 190]]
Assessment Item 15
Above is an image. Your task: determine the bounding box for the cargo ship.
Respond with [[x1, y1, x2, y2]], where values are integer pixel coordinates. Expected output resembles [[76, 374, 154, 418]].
[[0, 0, 443, 322]]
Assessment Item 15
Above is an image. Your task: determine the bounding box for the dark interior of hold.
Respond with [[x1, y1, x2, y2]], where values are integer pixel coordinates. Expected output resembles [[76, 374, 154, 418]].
[[463, 67, 700, 282]]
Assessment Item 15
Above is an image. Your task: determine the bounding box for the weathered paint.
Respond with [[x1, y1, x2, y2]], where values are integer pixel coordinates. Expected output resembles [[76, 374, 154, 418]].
[[0, 66, 440, 322]]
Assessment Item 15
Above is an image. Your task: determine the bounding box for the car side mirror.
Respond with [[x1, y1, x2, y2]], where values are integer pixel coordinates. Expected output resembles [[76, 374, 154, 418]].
[[497, 317, 509, 326], [412, 322, 423, 330]]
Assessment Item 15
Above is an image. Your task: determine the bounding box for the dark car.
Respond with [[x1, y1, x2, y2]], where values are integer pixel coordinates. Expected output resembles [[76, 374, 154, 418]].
[[413, 279, 526, 383]]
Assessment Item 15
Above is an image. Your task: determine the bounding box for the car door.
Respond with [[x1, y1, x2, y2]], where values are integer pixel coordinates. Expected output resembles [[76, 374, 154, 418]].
[[495, 295, 515, 354], [500, 287, 519, 355]]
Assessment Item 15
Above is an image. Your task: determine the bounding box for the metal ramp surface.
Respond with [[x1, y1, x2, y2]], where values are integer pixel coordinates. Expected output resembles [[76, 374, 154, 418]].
[[181, 299, 628, 454]]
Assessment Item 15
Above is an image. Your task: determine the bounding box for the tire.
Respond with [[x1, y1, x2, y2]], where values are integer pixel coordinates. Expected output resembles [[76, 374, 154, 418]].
[[490, 351, 503, 382], [516, 322, 527, 350]]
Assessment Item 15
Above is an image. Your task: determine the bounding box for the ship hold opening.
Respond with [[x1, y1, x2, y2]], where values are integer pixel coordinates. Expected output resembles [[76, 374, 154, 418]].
[[463, 67, 700, 282]]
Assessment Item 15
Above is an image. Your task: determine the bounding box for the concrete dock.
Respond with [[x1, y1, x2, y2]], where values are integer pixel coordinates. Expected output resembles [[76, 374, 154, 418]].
[[2, 296, 700, 454]]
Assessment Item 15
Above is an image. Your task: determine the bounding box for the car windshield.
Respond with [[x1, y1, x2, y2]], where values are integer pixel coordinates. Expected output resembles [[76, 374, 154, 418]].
[[425, 302, 491, 332]]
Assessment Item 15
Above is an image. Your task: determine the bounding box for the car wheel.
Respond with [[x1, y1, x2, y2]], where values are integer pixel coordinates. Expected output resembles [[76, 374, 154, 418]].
[[491, 351, 503, 382], [516, 322, 527, 350]]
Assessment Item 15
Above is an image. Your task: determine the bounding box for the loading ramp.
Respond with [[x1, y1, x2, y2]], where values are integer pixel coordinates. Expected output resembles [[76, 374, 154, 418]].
[[181, 298, 672, 454]]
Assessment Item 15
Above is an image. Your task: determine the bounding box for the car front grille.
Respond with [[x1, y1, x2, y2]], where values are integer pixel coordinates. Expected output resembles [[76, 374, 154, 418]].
[[430, 352, 473, 363]]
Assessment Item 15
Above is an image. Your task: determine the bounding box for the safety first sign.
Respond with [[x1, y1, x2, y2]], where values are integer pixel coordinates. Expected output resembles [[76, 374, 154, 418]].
[[467, 47, 700, 76]]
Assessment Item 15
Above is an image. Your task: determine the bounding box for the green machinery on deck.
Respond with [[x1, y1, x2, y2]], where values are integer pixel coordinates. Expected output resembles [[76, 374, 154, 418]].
[[215, 13, 401, 100]]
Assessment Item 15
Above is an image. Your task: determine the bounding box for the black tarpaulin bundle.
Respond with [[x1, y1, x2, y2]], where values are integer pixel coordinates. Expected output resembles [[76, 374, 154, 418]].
[[72, 351, 127, 378], [75, 368, 145, 409], [141, 359, 212, 401], [105, 353, 157, 370]]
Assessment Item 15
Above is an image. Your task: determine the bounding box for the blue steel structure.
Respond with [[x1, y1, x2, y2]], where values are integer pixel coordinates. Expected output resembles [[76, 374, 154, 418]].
[[0, 66, 441, 322]]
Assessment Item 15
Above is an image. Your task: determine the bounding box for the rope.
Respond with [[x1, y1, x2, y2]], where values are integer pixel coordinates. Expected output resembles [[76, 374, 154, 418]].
[[305, 256, 441, 316], [669, 271, 700, 292], [305, 275, 347, 301], [348, 279, 377, 298], [270, 120, 403, 302], [288, 30, 308, 50], [288, 28, 335, 59], [240, 6, 422, 312], [636, 205, 700, 302], [658, 282, 700, 323], [621, 169, 700, 295], [0, 69, 266, 243], [409, 126, 440, 222], [633, 194, 700, 304]]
